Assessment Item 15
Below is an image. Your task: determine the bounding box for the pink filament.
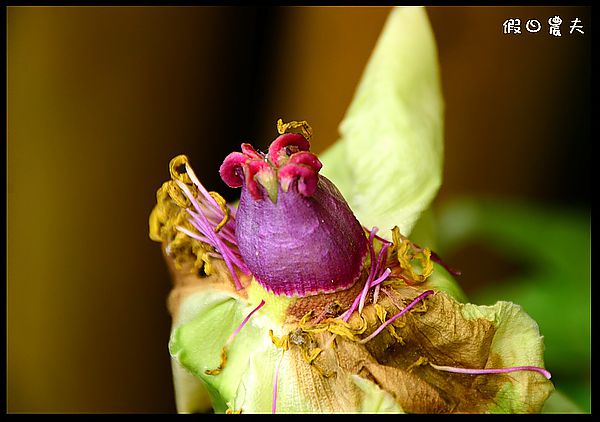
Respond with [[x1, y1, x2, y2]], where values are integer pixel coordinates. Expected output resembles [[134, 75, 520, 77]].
[[186, 159, 240, 253], [369, 242, 390, 306], [429, 362, 551, 380], [184, 207, 247, 283], [370, 268, 392, 289], [357, 228, 380, 314], [187, 209, 238, 244], [272, 349, 285, 414], [372, 284, 381, 304], [185, 211, 248, 271], [185, 162, 225, 212], [343, 228, 378, 322], [174, 225, 211, 245], [343, 228, 394, 322], [342, 268, 391, 323], [359, 290, 434, 344], [226, 299, 265, 346], [371, 239, 391, 306], [175, 180, 247, 289]]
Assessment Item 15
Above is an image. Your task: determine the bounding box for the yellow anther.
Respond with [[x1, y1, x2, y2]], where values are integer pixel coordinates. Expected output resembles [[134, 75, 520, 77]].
[[209, 191, 230, 233], [407, 356, 429, 372], [277, 118, 313, 140], [269, 330, 290, 351], [169, 154, 193, 184], [391, 226, 434, 284]]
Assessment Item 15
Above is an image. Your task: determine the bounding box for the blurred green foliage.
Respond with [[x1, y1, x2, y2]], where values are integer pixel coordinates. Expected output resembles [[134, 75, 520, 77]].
[[435, 197, 591, 413]]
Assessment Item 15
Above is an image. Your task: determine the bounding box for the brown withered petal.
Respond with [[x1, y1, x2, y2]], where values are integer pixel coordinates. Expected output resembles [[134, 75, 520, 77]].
[[276, 285, 553, 413]]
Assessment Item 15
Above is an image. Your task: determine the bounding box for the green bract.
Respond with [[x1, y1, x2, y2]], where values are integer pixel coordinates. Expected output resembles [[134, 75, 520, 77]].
[[459, 301, 552, 412], [320, 6, 444, 238], [170, 290, 281, 413]]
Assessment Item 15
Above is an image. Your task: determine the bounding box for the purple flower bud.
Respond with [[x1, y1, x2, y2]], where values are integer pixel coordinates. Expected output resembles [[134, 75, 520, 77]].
[[220, 134, 368, 297]]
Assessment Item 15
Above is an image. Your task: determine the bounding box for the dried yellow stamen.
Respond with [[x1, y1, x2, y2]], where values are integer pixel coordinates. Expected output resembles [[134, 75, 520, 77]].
[[375, 301, 405, 343], [169, 154, 193, 185], [280, 328, 334, 379], [149, 154, 241, 278], [209, 191, 230, 233], [413, 300, 428, 313], [301, 346, 333, 378], [374, 303, 387, 323], [407, 356, 429, 372], [205, 346, 228, 376], [302, 347, 322, 365], [299, 311, 314, 327], [392, 226, 434, 284], [277, 118, 313, 140], [387, 324, 405, 344], [149, 180, 213, 273], [165, 179, 193, 209], [269, 330, 290, 351], [300, 314, 367, 342]]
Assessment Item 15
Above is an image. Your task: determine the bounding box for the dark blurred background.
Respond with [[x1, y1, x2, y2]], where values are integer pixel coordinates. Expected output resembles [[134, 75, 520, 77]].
[[7, 6, 590, 413]]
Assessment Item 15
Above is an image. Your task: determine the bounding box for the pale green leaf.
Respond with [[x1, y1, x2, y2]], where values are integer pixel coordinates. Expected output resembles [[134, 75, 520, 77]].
[[320, 6, 444, 238], [541, 390, 585, 414]]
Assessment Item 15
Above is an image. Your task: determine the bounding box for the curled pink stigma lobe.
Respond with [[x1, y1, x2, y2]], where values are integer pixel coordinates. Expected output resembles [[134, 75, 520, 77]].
[[241, 143, 263, 159], [359, 290, 435, 344], [219, 151, 248, 188], [267, 133, 310, 166], [287, 151, 322, 171], [429, 363, 551, 380], [277, 163, 319, 197]]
